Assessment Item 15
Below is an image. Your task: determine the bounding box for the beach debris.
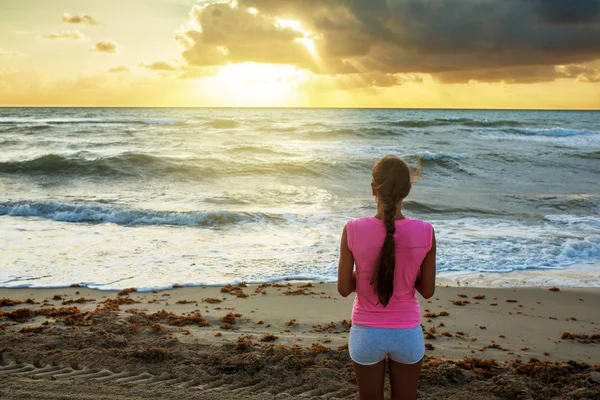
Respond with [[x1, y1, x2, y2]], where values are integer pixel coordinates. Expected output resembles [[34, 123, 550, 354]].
[[506, 299, 518, 303], [260, 334, 279, 342], [298, 283, 314, 288], [283, 287, 318, 296], [18, 326, 46, 333], [220, 284, 249, 298], [215, 332, 223, 337], [202, 298, 222, 304], [220, 312, 242, 324], [62, 297, 95, 305], [117, 288, 137, 296], [235, 335, 255, 351], [136, 310, 211, 327], [479, 343, 508, 352], [453, 300, 470, 306], [425, 343, 435, 350], [308, 342, 330, 354], [285, 319, 299, 327], [457, 293, 469, 298], [100, 297, 140, 311], [472, 294, 486, 299], [175, 300, 197, 304], [561, 332, 600, 344], [424, 311, 450, 318], [549, 287, 560, 291], [0, 298, 38, 307]]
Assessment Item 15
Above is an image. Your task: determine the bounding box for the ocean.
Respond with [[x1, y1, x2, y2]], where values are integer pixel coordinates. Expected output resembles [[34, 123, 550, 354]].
[[0, 108, 599, 290]]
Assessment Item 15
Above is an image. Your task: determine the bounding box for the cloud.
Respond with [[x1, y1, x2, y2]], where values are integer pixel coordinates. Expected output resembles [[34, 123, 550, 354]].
[[0, 49, 23, 57], [532, 0, 600, 25], [108, 65, 130, 73], [556, 64, 600, 83], [177, 67, 219, 79], [140, 61, 178, 71], [41, 30, 85, 40], [63, 13, 97, 25], [91, 40, 119, 54], [176, 0, 600, 85], [177, 2, 318, 71]]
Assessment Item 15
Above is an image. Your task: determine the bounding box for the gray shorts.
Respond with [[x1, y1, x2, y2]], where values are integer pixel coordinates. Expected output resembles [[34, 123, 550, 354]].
[[349, 324, 425, 365]]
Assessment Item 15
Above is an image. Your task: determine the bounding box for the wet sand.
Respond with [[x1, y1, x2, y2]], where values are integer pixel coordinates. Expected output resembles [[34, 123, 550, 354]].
[[1, 283, 599, 399]]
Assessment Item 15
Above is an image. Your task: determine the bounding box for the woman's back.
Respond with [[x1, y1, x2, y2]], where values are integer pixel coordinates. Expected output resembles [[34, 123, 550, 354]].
[[347, 216, 433, 328]]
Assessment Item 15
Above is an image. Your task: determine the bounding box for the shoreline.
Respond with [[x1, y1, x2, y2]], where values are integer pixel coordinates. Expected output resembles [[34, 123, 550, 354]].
[[2, 263, 598, 292], [1, 283, 599, 399], [1, 283, 598, 362]]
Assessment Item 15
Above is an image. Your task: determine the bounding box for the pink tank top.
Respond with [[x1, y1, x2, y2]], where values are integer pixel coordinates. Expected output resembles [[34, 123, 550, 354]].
[[346, 217, 433, 328]]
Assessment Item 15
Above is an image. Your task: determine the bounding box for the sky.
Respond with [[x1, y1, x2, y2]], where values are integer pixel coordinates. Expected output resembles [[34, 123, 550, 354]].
[[0, 0, 599, 108]]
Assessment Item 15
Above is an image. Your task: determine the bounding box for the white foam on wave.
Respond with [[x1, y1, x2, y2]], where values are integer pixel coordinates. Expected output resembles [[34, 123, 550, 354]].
[[511, 127, 597, 137], [0, 200, 277, 227], [419, 151, 467, 160]]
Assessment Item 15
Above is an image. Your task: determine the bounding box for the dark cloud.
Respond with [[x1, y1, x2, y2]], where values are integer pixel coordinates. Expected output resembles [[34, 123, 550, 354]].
[[91, 40, 119, 53], [532, 0, 600, 25], [63, 13, 97, 25], [178, 0, 600, 84]]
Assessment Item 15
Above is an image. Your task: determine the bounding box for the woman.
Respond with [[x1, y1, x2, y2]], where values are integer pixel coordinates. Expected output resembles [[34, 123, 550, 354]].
[[337, 155, 436, 400]]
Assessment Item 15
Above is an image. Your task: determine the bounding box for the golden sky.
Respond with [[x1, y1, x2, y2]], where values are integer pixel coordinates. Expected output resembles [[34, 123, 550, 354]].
[[1, 0, 599, 108]]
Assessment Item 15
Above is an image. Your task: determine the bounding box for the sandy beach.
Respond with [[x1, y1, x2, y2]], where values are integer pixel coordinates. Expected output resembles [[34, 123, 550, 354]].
[[1, 283, 599, 399]]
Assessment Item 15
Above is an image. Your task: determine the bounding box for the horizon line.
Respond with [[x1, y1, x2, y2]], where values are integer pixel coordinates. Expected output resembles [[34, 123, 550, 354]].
[[1, 106, 599, 111]]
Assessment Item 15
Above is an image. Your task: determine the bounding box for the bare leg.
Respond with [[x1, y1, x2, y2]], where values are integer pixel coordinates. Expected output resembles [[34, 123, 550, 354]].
[[352, 359, 386, 400], [388, 357, 422, 400]]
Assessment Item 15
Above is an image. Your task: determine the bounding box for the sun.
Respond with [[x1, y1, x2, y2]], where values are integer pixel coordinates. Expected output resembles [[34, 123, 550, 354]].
[[194, 62, 311, 106]]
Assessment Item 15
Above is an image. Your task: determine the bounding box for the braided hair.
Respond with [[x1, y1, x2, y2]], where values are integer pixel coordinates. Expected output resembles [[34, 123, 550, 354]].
[[370, 155, 420, 306]]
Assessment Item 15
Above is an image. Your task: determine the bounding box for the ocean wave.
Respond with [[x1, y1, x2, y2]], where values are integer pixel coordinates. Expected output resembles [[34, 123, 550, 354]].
[[203, 119, 240, 129], [228, 145, 293, 156], [580, 150, 600, 160], [417, 151, 466, 161], [0, 200, 283, 227], [386, 118, 525, 128], [0, 152, 376, 180], [0, 118, 186, 126], [0, 153, 211, 178], [506, 127, 597, 137], [544, 215, 600, 226], [402, 200, 506, 215]]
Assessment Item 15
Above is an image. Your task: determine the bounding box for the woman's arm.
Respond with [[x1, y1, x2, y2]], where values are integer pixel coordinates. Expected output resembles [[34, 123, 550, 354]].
[[415, 229, 436, 299], [337, 225, 356, 297]]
